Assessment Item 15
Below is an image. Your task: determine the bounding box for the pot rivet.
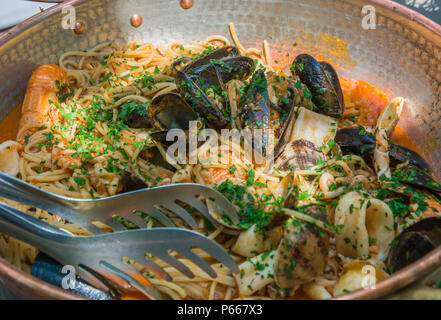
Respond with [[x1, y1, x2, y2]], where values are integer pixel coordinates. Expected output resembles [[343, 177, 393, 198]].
[[130, 14, 143, 28], [73, 21, 86, 35], [180, 0, 193, 9]]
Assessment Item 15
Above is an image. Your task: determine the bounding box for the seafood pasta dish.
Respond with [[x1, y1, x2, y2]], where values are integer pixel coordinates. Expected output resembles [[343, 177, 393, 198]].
[[0, 23, 440, 300]]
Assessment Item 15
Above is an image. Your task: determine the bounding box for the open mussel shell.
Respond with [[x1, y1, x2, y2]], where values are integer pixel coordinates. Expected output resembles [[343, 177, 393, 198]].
[[118, 101, 151, 128], [335, 126, 431, 171], [292, 54, 344, 119], [389, 144, 431, 172], [240, 69, 270, 156], [31, 253, 119, 300], [273, 139, 326, 171], [149, 92, 198, 132], [176, 70, 228, 127], [177, 46, 255, 128], [121, 171, 147, 192], [191, 56, 255, 88], [182, 46, 240, 75], [392, 164, 441, 193], [386, 217, 441, 272], [320, 62, 345, 112], [274, 205, 330, 289]]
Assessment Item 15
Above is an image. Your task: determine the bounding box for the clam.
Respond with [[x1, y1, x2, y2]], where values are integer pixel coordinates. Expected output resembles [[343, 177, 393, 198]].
[[273, 139, 327, 172], [386, 217, 441, 272], [291, 54, 344, 119], [274, 205, 330, 289], [206, 197, 243, 230]]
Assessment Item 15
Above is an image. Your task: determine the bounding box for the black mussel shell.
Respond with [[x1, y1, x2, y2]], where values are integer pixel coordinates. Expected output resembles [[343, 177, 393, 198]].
[[292, 54, 344, 119], [145, 147, 177, 172], [121, 171, 147, 192], [386, 217, 441, 272], [176, 70, 228, 127], [149, 92, 198, 132], [320, 62, 345, 114], [182, 46, 240, 75], [118, 101, 151, 128], [392, 164, 441, 193], [170, 56, 192, 76], [335, 126, 431, 173], [389, 144, 431, 172], [177, 46, 255, 128], [335, 126, 375, 156], [199, 56, 255, 87], [240, 69, 270, 156]]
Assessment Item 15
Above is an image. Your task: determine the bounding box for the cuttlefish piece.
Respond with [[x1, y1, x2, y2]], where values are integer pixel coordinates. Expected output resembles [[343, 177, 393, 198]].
[[373, 97, 404, 180]]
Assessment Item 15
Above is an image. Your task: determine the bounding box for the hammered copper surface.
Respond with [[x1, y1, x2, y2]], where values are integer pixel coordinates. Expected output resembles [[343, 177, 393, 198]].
[[0, 0, 441, 300]]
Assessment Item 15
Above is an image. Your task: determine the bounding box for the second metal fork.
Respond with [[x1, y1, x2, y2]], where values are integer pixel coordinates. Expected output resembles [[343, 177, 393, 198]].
[[0, 201, 239, 299], [0, 172, 239, 234]]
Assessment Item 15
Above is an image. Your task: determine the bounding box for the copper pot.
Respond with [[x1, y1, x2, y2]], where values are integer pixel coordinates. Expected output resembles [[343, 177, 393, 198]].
[[0, 0, 441, 299]]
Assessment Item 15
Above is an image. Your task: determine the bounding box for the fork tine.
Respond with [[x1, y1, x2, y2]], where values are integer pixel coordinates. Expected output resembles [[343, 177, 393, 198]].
[[186, 237, 240, 274], [143, 208, 175, 227], [81, 223, 108, 235], [102, 218, 127, 232], [160, 203, 198, 229], [129, 254, 172, 281], [174, 248, 217, 278], [124, 214, 147, 228], [178, 197, 210, 217], [149, 251, 195, 279], [76, 264, 130, 291], [100, 260, 166, 300]]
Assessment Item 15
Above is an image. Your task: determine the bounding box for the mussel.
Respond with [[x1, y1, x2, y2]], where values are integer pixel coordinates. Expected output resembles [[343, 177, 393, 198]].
[[335, 126, 431, 172], [291, 54, 344, 119], [121, 171, 147, 192], [274, 205, 330, 289], [148, 92, 199, 143], [392, 164, 441, 193], [240, 69, 270, 156], [118, 100, 151, 128], [182, 46, 240, 75], [176, 46, 255, 127], [386, 217, 441, 272]]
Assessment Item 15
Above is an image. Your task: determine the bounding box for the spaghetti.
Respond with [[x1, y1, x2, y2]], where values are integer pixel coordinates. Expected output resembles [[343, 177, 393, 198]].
[[0, 23, 438, 300]]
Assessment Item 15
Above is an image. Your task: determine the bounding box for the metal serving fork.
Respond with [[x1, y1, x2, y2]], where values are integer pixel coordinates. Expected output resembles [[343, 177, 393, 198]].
[[0, 172, 239, 234], [0, 201, 239, 299]]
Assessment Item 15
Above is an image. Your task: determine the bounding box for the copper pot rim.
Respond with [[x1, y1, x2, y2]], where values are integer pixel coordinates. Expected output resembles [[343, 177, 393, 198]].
[[0, 0, 440, 300]]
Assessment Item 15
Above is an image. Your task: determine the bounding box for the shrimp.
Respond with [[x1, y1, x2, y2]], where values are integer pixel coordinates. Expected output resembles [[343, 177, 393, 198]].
[[17, 64, 67, 144]]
